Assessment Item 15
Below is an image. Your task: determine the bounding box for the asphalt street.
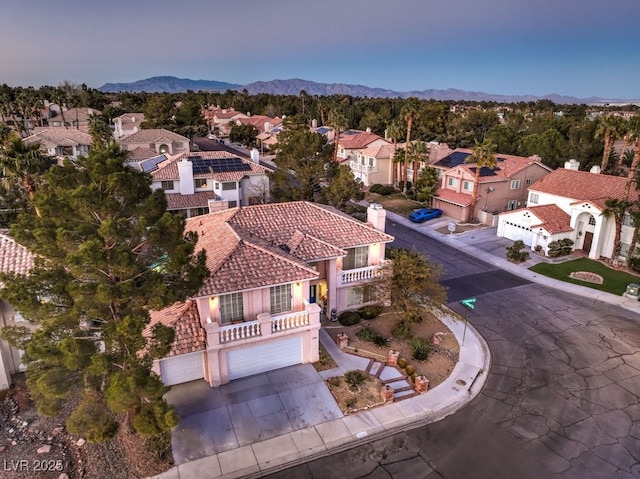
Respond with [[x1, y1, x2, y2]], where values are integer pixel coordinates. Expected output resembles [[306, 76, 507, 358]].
[[268, 221, 640, 479]]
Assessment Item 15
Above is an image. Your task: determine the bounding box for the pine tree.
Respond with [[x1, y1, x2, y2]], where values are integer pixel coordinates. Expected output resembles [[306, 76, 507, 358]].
[[0, 144, 209, 441]]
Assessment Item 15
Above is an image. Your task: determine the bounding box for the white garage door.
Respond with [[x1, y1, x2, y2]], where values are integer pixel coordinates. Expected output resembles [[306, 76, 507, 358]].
[[227, 337, 302, 381], [159, 351, 205, 386], [501, 220, 534, 246]]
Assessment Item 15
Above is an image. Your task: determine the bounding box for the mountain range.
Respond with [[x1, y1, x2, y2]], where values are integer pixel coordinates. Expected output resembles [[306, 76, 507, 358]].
[[98, 76, 634, 105]]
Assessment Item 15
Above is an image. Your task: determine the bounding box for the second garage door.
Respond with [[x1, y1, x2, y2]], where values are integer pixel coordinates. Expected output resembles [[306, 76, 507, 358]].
[[227, 337, 302, 381], [159, 351, 205, 386], [501, 220, 534, 246]]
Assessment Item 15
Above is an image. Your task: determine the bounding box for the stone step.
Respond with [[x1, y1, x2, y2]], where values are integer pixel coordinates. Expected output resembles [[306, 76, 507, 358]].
[[368, 361, 385, 378], [394, 390, 418, 400]]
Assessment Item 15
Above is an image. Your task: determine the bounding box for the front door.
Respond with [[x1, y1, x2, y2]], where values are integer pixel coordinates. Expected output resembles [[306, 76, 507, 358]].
[[309, 284, 317, 303], [583, 231, 594, 253]]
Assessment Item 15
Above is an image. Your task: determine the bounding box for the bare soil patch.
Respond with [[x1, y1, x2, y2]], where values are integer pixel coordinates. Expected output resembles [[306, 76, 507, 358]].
[[323, 308, 459, 389], [0, 374, 172, 479], [325, 374, 385, 414]]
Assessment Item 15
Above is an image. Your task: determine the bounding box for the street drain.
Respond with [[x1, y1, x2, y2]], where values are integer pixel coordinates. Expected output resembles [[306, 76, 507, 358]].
[[456, 379, 467, 386]]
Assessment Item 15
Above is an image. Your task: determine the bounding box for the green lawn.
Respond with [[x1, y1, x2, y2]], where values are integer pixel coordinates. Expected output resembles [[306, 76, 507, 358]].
[[529, 258, 640, 295], [364, 192, 422, 217]]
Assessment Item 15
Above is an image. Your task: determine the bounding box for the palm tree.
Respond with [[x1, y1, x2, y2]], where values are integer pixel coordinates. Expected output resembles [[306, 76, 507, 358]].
[[622, 117, 640, 200], [465, 139, 497, 222], [626, 204, 640, 266], [595, 115, 624, 173], [601, 197, 632, 261], [327, 109, 348, 164], [401, 98, 420, 191], [407, 140, 429, 186], [0, 135, 53, 216], [386, 119, 403, 186]]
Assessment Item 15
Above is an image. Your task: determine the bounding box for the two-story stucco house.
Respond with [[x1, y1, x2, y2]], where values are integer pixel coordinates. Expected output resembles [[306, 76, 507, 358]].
[[118, 128, 190, 161], [112, 113, 146, 139], [146, 202, 393, 387], [149, 151, 270, 218], [23, 127, 92, 160], [432, 149, 552, 224], [497, 161, 640, 260]]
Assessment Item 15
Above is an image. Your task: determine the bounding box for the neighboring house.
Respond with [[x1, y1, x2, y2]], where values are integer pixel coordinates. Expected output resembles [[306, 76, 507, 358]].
[[0, 232, 35, 390], [146, 202, 393, 387], [336, 130, 391, 164], [497, 162, 640, 260], [118, 128, 190, 160], [150, 151, 270, 217], [203, 107, 247, 135], [113, 113, 145, 139], [432, 149, 552, 224], [349, 144, 396, 187], [46, 107, 101, 130], [23, 127, 92, 160]]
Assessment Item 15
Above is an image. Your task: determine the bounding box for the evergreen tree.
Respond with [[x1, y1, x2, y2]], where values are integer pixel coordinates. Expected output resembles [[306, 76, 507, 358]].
[[0, 144, 209, 441]]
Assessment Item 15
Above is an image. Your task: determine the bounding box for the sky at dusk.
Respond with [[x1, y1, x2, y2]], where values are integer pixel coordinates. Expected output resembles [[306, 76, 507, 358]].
[[2, 0, 639, 100]]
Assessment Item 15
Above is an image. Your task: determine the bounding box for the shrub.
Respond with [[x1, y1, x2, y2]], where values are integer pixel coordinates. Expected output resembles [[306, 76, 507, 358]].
[[397, 357, 408, 369], [338, 311, 362, 326], [628, 257, 640, 273], [391, 320, 412, 340], [358, 304, 383, 320], [506, 240, 530, 263], [369, 184, 396, 195], [411, 337, 433, 361], [356, 326, 387, 346], [66, 398, 119, 443], [344, 370, 367, 391], [404, 365, 415, 376], [144, 432, 172, 461], [548, 238, 574, 258], [327, 377, 342, 387]]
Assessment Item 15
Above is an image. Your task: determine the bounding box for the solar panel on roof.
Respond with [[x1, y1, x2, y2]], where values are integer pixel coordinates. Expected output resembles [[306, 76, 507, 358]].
[[434, 151, 471, 168], [190, 157, 251, 174], [469, 166, 500, 177]]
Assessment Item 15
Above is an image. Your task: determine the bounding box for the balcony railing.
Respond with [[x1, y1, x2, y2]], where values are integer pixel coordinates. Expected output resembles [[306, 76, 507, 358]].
[[272, 310, 310, 332], [219, 320, 261, 343], [349, 161, 374, 174], [340, 264, 383, 284]]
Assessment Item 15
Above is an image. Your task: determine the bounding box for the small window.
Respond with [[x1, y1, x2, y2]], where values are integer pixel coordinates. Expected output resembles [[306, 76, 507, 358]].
[[270, 284, 292, 315], [219, 292, 244, 323], [195, 179, 207, 189], [529, 193, 539, 204], [347, 285, 375, 307], [222, 182, 237, 190], [525, 178, 532, 186], [447, 177, 458, 187], [189, 207, 207, 217], [214, 182, 220, 189], [463, 180, 473, 192], [623, 213, 634, 227], [343, 246, 368, 270], [369, 158, 374, 167], [174, 142, 183, 148], [510, 180, 520, 189], [588, 216, 596, 226], [161, 180, 174, 191], [228, 200, 238, 208]]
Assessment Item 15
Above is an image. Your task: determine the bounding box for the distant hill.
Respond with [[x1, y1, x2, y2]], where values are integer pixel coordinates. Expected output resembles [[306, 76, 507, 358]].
[[98, 76, 634, 104], [99, 76, 242, 93]]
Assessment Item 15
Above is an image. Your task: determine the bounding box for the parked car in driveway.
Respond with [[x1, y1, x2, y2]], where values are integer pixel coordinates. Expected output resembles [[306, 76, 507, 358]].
[[408, 208, 443, 223]]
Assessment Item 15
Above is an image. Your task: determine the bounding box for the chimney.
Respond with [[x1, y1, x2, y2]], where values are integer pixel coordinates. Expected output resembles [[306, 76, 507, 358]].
[[366, 127, 371, 133], [590, 165, 601, 174], [311, 119, 318, 129], [250, 148, 260, 164], [177, 158, 195, 195], [367, 203, 387, 233], [208, 198, 229, 212], [564, 159, 580, 170]]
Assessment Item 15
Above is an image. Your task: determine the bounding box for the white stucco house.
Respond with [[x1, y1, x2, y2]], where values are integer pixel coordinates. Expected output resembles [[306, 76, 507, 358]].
[[497, 161, 640, 260]]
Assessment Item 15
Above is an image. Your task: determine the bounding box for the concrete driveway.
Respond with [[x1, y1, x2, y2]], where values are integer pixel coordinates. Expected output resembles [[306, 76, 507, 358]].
[[164, 364, 343, 465]]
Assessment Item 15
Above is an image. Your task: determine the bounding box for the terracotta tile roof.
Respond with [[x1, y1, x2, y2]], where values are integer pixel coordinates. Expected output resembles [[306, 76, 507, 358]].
[[236, 115, 282, 132], [145, 300, 205, 357], [530, 168, 639, 205], [0, 231, 35, 278], [115, 113, 145, 127], [528, 205, 573, 234], [338, 131, 389, 149], [166, 191, 218, 210], [150, 151, 268, 182], [358, 144, 396, 159], [184, 202, 393, 296], [455, 153, 549, 182], [185, 208, 318, 296], [435, 187, 475, 207], [119, 128, 189, 144], [25, 128, 92, 147], [127, 146, 158, 161]]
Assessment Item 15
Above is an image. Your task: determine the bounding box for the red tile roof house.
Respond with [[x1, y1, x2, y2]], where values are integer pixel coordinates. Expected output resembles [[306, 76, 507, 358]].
[[432, 149, 552, 225], [149, 151, 270, 218], [117, 128, 190, 160], [145, 202, 393, 387], [24, 127, 92, 160], [497, 161, 640, 260], [0, 232, 35, 390], [112, 112, 146, 140]]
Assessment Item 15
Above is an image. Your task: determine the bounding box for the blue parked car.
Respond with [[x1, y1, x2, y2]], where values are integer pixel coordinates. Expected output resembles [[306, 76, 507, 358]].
[[408, 208, 443, 223]]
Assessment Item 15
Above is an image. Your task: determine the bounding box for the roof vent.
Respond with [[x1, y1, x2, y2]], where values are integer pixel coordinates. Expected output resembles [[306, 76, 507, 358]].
[[278, 244, 291, 254]]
